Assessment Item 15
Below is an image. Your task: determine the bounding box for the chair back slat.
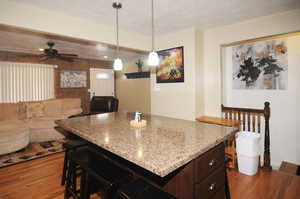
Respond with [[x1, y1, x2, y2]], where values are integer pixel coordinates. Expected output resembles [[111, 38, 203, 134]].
[[247, 113, 251, 131], [221, 102, 271, 170], [257, 114, 261, 133], [252, 114, 256, 132], [242, 112, 246, 131], [224, 110, 228, 119], [233, 111, 237, 120]]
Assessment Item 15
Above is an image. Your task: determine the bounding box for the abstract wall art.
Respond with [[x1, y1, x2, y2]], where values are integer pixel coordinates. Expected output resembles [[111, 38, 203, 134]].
[[232, 39, 288, 89]]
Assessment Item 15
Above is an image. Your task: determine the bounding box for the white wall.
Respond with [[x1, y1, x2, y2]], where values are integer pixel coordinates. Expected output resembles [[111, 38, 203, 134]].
[[203, 9, 300, 167], [195, 30, 205, 117], [116, 56, 151, 114], [0, 0, 150, 51], [151, 28, 203, 121]]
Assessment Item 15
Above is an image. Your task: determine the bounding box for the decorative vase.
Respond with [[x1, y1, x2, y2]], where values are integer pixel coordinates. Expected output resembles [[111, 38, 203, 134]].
[[263, 74, 276, 89]]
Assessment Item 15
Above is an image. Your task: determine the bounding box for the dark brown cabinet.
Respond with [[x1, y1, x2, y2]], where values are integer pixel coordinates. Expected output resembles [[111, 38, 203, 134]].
[[161, 143, 226, 199]]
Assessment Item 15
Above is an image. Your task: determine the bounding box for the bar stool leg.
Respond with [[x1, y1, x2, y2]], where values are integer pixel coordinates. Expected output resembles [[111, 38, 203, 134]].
[[225, 169, 231, 199], [61, 149, 70, 186], [72, 166, 77, 195], [82, 173, 91, 199], [64, 158, 74, 199], [80, 170, 86, 199]]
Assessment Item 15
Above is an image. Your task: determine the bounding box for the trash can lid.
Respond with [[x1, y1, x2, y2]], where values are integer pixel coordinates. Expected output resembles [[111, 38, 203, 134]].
[[236, 131, 261, 140]]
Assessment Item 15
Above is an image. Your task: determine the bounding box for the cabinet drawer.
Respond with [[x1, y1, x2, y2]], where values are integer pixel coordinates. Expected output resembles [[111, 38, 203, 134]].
[[195, 143, 225, 182], [195, 167, 225, 199]]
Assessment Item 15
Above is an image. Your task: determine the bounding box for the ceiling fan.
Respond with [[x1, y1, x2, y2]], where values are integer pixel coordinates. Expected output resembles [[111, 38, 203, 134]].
[[39, 41, 78, 62]]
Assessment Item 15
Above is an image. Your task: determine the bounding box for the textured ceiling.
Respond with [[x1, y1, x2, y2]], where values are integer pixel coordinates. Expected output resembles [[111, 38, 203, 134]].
[[10, 0, 300, 35]]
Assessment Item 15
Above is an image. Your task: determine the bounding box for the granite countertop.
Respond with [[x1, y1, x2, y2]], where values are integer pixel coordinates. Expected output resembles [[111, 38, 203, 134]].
[[56, 112, 237, 177]]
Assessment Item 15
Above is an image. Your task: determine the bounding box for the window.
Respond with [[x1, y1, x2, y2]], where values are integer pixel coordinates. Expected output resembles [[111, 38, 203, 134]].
[[0, 62, 55, 103]]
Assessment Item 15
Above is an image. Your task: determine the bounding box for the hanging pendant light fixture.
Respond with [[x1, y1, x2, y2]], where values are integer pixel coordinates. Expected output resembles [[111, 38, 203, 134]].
[[148, 0, 159, 66], [113, 1, 123, 71]]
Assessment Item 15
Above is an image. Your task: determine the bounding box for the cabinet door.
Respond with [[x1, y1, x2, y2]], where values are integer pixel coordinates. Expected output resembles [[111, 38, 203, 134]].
[[90, 68, 115, 97], [195, 167, 225, 199], [195, 143, 225, 183]]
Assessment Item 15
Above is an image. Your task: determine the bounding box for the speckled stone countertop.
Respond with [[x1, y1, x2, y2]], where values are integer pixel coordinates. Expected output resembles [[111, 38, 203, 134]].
[[56, 112, 237, 177]]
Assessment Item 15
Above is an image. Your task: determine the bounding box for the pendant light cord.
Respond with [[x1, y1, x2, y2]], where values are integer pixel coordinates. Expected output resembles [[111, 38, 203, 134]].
[[116, 6, 119, 57], [151, 0, 155, 51]]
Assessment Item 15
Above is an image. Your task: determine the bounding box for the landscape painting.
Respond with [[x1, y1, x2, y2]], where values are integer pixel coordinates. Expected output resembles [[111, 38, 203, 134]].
[[232, 39, 288, 89], [60, 70, 87, 88], [156, 46, 184, 83]]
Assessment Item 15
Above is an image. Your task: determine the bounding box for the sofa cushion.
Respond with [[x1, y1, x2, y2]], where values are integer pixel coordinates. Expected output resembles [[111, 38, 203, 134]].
[[30, 128, 65, 143], [0, 103, 22, 121], [62, 98, 82, 114], [0, 120, 30, 155], [62, 108, 83, 118], [43, 99, 62, 117], [26, 102, 45, 118], [18, 103, 27, 120], [27, 116, 68, 130], [0, 120, 29, 142]]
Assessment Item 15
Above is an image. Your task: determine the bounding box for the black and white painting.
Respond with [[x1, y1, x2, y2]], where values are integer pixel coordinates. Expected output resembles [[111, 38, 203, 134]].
[[60, 70, 87, 88], [232, 39, 288, 89]]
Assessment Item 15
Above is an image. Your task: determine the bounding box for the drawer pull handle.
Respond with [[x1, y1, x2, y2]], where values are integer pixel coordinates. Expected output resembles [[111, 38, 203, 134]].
[[208, 159, 216, 167], [208, 183, 216, 191]]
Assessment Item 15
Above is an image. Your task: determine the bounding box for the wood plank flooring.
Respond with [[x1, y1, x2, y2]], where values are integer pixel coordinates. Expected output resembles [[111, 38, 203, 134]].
[[228, 169, 300, 199], [0, 153, 299, 199]]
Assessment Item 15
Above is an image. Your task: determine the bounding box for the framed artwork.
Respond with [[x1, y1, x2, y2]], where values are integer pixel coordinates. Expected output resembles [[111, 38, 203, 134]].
[[156, 46, 184, 83], [232, 39, 288, 90], [60, 70, 87, 88]]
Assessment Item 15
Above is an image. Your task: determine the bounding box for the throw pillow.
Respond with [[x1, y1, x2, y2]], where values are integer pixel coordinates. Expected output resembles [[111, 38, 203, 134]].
[[26, 102, 45, 118]]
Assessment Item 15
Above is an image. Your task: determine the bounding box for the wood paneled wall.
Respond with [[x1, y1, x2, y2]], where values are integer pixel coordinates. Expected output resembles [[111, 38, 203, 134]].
[[0, 51, 112, 112]]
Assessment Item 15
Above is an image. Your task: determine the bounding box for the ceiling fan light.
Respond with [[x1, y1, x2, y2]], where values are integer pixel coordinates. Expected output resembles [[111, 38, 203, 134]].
[[113, 58, 123, 71], [148, 51, 159, 66]]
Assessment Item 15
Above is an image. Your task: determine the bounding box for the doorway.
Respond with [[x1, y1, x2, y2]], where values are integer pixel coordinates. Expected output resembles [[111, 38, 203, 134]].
[[90, 68, 115, 98]]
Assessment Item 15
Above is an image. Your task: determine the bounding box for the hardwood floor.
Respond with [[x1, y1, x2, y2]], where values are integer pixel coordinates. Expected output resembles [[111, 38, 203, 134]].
[[0, 153, 299, 199], [228, 169, 300, 199], [0, 153, 65, 199]]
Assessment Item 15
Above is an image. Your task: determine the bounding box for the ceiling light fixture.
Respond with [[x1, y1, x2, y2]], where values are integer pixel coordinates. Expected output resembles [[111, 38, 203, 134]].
[[148, 0, 159, 66], [103, 55, 108, 59], [112, 1, 123, 71]]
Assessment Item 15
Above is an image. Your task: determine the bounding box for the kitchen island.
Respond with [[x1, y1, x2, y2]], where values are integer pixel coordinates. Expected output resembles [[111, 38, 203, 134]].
[[56, 112, 238, 199]]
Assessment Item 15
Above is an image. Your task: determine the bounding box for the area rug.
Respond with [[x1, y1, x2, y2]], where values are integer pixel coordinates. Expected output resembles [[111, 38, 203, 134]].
[[0, 139, 66, 168]]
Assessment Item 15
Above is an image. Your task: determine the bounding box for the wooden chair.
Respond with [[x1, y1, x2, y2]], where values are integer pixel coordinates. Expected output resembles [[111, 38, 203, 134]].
[[221, 102, 271, 171]]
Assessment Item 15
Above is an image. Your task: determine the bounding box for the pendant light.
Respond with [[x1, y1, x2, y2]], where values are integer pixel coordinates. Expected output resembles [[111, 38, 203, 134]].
[[148, 0, 159, 66], [113, 1, 123, 71]]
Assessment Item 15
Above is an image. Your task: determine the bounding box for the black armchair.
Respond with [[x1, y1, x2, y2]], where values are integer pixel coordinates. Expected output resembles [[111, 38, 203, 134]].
[[90, 96, 119, 114]]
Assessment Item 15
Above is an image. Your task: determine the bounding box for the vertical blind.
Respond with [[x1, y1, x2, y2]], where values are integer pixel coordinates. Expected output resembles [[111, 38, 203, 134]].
[[0, 62, 55, 103]]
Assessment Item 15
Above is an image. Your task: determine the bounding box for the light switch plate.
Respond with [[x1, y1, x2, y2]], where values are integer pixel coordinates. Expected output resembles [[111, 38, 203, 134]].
[[154, 84, 160, 91]]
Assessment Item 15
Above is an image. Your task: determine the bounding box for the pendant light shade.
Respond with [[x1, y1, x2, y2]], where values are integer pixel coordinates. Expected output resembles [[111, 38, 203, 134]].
[[113, 1, 123, 71], [113, 58, 123, 71], [148, 0, 159, 67], [148, 51, 159, 66]]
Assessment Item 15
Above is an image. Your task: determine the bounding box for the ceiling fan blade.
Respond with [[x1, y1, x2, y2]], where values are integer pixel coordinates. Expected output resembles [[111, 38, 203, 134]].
[[40, 56, 50, 61], [57, 55, 74, 62], [59, 53, 78, 57]]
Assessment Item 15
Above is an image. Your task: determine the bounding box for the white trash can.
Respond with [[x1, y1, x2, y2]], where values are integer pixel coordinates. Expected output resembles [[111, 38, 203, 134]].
[[236, 131, 261, 176]]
